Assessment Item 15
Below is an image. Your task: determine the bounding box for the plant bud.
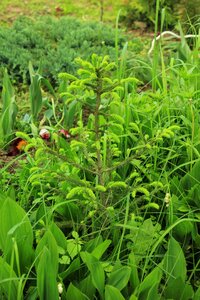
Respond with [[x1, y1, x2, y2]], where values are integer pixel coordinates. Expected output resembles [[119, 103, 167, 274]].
[[59, 129, 71, 139], [39, 128, 50, 140]]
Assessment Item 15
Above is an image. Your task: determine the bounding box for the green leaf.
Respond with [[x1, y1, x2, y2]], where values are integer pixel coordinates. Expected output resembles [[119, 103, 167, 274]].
[[164, 277, 194, 300], [35, 230, 59, 300], [37, 247, 59, 300], [129, 294, 138, 300], [41, 77, 57, 98], [79, 275, 96, 299], [163, 237, 187, 284], [0, 197, 34, 274], [0, 69, 18, 141], [194, 285, 200, 300], [91, 240, 111, 260], [0, 257, 18, 300], [29, 62, 43, 121], [66, 283, 88, 300], [35, 230, 58, 274], [105, 285, 125, 300], [108, 265, 131, 291], [67, 239, 82, 259], [125, 218, 161, 265], [49, 222, 68, 250], [60, 257, 81, 280], [129, 253, 140, 290], [80, 251, 105, 297], [137, 266, 162, 300]]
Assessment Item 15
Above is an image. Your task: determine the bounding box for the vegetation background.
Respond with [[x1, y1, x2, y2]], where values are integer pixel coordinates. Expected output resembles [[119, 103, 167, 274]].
[[0, 0, 200, 299]]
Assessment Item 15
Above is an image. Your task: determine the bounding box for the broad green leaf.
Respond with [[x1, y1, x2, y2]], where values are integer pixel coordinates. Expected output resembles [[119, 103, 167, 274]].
[[129, 294, 138, 300], [29, 62, 42, 121], [194, 285, 200, 300], [37, 247, 59, 300], [163, 237, 186, 284], [0, 192, 7, 210], [146, 283, 161, 300], [173, 215, 193, 238], [49, 222, 68, 250], [35, 230, 58, 275], [80, 251, 105, 297], [91, 240, 112, 260], [137, 266, 162, 300], [125, 218, 161, 264], [0, 257, 18, 300], [108, 265, 131, 291], [49, 222, 70, 272], [23, 286, 38, 300], [164, 277, 194, 300], [67, 239, 82, 259], [1, 69, 18, 140], [0, 197, 34, 274], [129, 253, 140, 290], [35, 230, 59, 300], [105, 285, 125, 300], [41, 77, 57, 98], [79, 275, 96, 299], [66, 283, 88, 300], [84, 236, 103, 253]]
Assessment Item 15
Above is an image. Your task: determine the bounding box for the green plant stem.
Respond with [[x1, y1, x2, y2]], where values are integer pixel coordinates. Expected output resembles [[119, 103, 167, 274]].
[[94, 69, 104, 187]]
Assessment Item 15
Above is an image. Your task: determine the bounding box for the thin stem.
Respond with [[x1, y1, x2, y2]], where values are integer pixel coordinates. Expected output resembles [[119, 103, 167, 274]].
[[94, 68, 104, 187]]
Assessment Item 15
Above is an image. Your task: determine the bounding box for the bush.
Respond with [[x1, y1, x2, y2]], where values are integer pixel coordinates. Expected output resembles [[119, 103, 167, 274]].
[[0, 16, 126, 87], [120, 0, 200, 30]]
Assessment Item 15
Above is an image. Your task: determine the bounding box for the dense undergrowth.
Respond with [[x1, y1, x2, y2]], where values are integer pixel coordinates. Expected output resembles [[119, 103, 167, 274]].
[[0, 5, 200, 300]]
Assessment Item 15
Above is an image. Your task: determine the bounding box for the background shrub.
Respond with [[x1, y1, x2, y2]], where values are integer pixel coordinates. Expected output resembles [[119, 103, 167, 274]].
[[0, 16, 127, 87], [120, 0, 200, 30]]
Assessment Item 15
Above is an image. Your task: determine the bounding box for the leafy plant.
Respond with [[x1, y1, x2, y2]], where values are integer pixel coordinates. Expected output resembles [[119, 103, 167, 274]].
[[0, 69, 18, 146]]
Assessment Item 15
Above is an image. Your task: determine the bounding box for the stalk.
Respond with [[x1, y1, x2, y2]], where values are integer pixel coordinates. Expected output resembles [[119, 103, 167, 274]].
[[94, 68, 104, 187]]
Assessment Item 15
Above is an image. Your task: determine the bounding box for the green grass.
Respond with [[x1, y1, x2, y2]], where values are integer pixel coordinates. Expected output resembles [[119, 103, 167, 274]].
[[0, 0, 126, 25]]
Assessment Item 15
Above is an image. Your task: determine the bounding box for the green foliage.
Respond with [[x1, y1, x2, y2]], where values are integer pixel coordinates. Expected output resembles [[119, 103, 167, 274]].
[[0, 257, 19, 300], [0, 197, 34, 274], [35, 231, 59, 300], [29, 62, 43, 123], [120, 0, 200, 30], [0, 16, 126, 87], [1, 37, 200, 299], [0, 69, 18, 145]]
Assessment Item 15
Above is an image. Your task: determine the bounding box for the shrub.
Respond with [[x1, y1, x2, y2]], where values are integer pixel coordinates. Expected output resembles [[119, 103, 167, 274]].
[[120, 0, 200, 30], [0, 16, 126, 87]]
